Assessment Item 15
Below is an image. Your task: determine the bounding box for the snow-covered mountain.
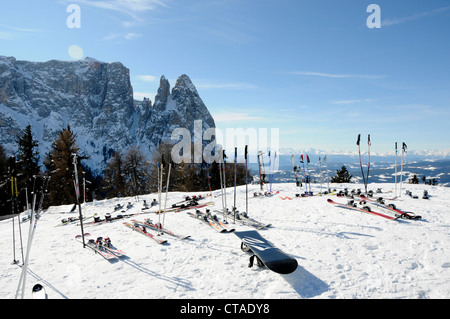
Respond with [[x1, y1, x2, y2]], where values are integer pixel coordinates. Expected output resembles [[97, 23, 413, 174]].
[[0, 56, 215, 174]]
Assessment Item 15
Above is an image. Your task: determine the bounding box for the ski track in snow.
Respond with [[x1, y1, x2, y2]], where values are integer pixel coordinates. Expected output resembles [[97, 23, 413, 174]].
[[1, 183, 449, 299]]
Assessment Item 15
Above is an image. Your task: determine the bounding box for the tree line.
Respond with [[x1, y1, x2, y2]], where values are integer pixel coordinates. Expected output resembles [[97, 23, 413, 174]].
[[0, 125, 249, 214]]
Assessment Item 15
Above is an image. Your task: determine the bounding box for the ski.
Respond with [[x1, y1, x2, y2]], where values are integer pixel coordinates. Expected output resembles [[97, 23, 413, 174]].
[[81, 213, 136, 226], [226, 210, 272, 230], [141, 199, 158, 211], [153, 201, 215, 214], [239, 211, 272, 229], [131, 219, 191, 239], [203, 209, 235, 232], [99, 237, 127, 257], [187, 211, 227, 233], [75, 233, 118, 260], [56, 214, 94, 227], [327, 199, 398, 220], [359, 195, 421, 220], [57, 216, 81, 226], [123, 222, 168, 244], [253, 191, 279, 198]]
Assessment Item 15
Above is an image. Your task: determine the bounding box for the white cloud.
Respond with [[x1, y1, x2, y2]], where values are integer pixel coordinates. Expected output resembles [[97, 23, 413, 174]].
[[124, 32, 141, 40], [213, 112, 262, 123], [331, 98, 375, 105], [102, 32, 142, 42], [135, 75, 157, 82], [0, 31, 15, 40], [288, 71, 384, 80], [195, 82, 257, 90], [72, 0, 167, 23], [382, 6, 450, 27], [0, 24, 43, 40]]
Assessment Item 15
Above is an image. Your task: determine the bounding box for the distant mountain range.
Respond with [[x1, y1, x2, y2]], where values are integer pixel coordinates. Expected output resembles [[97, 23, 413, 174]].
[[278, 147, 450, 162], [245, 149, 450, 187]]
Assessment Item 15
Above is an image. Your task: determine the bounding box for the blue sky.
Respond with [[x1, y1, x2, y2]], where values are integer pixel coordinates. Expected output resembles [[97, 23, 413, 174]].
[[1, 0, 449, 154]]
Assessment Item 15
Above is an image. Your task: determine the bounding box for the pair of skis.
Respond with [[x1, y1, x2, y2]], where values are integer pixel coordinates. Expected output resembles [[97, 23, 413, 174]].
[[123, 221, 168, 244], [75, 233, 126, 260], [156, 201, 214, 214], [188, 210, 235, 233], [131, 219, 191, 240], [359, 195, 420, 219], [327, 198, 398, 220], [328, 194, 421, 220], [226, 209, 272, 230], [81, 212, 135, 226]]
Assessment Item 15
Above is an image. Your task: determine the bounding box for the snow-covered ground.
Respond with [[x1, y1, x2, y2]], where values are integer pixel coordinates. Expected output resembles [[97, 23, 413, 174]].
[[1, 182, 449, 299]]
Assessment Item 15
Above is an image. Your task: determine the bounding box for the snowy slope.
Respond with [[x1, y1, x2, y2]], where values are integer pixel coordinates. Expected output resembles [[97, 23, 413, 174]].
[[1, 182, 449, 299]]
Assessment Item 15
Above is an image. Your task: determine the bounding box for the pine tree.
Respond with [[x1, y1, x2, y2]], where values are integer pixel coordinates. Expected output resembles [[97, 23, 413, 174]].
[[331, 165, 353, 183], [123, 146, 150, 196], [103, 150, 127, 198], [43, 125, 83, 206], [0, 144, 9, 215], [16, 125, 40, 198], [208, 161, 221, 191], [408, 174, 419, 184]]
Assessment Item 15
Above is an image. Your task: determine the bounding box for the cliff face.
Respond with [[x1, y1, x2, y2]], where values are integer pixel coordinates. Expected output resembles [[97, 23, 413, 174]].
[[0, 56, 216, 173]]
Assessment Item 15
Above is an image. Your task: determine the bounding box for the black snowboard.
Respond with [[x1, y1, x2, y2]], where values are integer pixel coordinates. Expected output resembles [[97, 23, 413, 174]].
[[234, 230, 298, 274]]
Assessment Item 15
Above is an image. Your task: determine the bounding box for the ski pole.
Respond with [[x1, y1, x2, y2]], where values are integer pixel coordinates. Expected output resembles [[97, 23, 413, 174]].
[[72, 154, 85, 248], [161, 160, 172, 233], [300, 155, 307, 194], [306, 154, 311, 195], [157, 156, 164, 225], [245, 145, 248, 218], [223, 150, 228, 222], [325, 156, 330, 193], [357, 134, 366, 192], [366, 134, 371, 195], [258, 151, 263, 191], [319, 156, 322, 194], [268, 151, 272, 192], [400, 143, 407, 197], [218, 149, 225, 220], [234, 147, 237, 214], [394, 142, 398, 196], [291, 155, 299, 187]]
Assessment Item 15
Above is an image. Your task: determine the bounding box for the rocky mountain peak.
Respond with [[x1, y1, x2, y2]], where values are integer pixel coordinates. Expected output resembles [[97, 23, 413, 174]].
[[0, 57, 216, 174]]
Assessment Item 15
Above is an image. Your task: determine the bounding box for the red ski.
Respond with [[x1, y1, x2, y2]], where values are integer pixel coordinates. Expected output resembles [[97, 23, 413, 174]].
[[327, 199, 398, 220], [123, 222, 167, 244], [359, 195, 421, 220], [75, 233, 118, 260]]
